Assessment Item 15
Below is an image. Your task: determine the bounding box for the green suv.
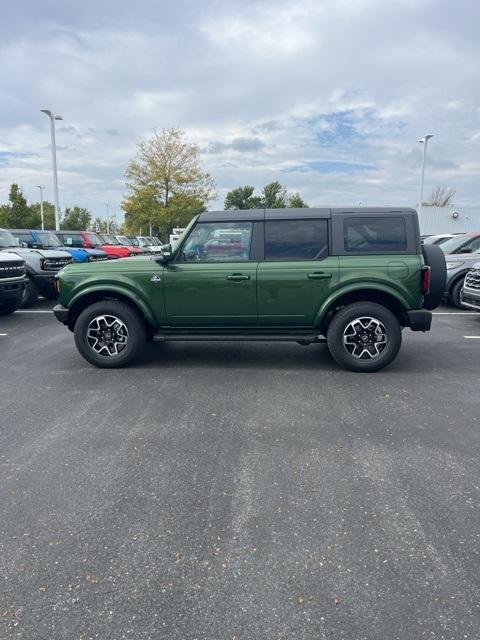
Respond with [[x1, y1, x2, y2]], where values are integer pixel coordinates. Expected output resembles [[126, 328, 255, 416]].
[[53, 208, 446, 372]]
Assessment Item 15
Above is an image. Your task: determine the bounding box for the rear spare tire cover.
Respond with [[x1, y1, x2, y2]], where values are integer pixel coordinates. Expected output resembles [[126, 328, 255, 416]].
[[422, 244, 447, 310]]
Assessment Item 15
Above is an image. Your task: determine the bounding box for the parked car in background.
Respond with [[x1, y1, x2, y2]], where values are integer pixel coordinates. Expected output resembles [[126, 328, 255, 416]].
[[114, 235, 150, 254], [440, 232, 480, 255], [10, 229, 109, 263], [98, 234, 145, 256], [54, 207, 446, 372], [422, 234, 455, 246], [0, 250, 27, 315], [0, 228, 72, 306], [56, 230, 130, 259], [444, 249, 480, 307], [461, 263, 480, 311], [125, 235, 162, 253]]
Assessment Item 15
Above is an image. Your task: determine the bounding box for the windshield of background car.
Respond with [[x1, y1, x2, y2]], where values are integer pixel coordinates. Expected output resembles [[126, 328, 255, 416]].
[[37, 232, 63, 247], [423, 235, 453, 245], [128, 237, 140, 246], [0, 230, 18, 247], [117, 236, 132, 246], [440, 235, 470, 253], [101, 234, 120, 245], [85, 232, 102, 246]]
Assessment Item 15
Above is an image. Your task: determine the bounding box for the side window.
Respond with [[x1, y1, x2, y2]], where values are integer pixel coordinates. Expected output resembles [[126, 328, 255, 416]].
[[344, 217, 407, 253], [180, 222, 253, 262], [61, 234, 83, 247], [265, 219, 328, 261]]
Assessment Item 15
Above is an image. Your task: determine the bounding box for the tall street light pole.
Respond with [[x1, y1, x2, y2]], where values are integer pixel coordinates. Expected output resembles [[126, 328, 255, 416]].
[[418, 134, 434, 215], [37, 185, 45, 230], [41, 109, 63, 231]]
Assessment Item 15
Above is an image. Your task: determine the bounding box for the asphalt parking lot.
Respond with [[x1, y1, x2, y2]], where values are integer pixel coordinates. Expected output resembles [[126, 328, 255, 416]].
[[1, 302, 479, 640]]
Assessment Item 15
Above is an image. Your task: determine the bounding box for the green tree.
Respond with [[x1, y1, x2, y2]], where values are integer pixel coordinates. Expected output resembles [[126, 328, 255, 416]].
[[92, 217, 108, 233], [262, 181, 287, 208], [29, 201, 56, 229], [5, 184, 35, 228], [224, 185, 263, 210], [224, 182, 309, 210], [0, 204, 8, 227], [61, 206, 92, 230], [288, 192, 309, 208], [123, 128, 215, 238]]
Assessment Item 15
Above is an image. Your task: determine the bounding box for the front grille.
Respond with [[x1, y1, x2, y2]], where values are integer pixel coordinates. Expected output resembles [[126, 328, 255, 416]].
[[90, 255, 109, 261], [0, 261, 26, 279], [464, 268, 480, 290], [41, 257, 73, 271]]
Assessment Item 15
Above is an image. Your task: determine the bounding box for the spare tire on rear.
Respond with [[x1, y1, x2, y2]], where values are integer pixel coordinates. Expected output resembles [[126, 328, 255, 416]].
[[422, 244, 447, 310]]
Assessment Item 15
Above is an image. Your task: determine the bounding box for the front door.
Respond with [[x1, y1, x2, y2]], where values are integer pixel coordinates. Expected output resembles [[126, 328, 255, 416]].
[[257, 218, 339, 327], [163, 220, 257, 327]]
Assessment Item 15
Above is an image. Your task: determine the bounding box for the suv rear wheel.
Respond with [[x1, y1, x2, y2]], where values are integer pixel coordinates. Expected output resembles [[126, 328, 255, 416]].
[[327, 302, 402, 372], [74, 300, 146, 368]]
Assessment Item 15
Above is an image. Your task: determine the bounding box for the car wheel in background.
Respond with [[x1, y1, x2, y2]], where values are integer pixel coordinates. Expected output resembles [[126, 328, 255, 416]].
[[74, 300, 146, 368], [450, 277, 468, 309], [327, 302, 402, 372], [20, 275, 39, 308]]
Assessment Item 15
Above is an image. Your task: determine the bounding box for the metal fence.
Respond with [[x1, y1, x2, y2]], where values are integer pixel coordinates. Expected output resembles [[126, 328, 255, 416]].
[[417, 206, 480, 235]]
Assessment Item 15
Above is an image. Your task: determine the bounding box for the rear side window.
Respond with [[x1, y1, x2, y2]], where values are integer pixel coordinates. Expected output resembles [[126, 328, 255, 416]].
[[344, 217, 407, 253], [265, 219, 328, 261]]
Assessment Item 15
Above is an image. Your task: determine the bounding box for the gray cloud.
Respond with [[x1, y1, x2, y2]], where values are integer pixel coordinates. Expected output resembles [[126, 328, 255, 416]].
[[0, 0, 479, 216]]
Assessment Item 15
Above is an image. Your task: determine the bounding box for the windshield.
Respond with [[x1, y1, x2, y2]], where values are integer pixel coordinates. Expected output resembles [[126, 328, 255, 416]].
[[128, 237, 140, 246], [85, 232, 102, 246], [0, 229, 19, 248], [440, 235, 470, 253], [117, 235, 133, 246], [99, 234, 120, 245], [36, 231, 63, 248]]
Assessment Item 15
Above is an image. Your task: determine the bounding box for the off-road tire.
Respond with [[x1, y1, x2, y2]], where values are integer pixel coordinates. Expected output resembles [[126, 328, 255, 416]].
[[0, 298, 21, 315], [422, 244, 447, 310], [327, 302, 402, 372], [74, 300, 146, 368], [20, 275, 40, 308]]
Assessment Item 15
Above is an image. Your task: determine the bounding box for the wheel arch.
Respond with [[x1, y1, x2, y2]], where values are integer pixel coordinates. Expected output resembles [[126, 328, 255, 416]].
[[316, 286, 410, 333], [67, 287, 156, 332]]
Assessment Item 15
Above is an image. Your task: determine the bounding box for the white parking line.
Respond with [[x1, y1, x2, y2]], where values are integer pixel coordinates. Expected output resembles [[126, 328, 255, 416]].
[[0, 333, 8, 336], [464, 336, 480, 339]]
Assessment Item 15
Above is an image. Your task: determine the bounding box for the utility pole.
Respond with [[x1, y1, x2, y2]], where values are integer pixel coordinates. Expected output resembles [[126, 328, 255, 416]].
[[37, 185, 46, 230], [40, 110, 63, 230], [418, 134, 434, 214]]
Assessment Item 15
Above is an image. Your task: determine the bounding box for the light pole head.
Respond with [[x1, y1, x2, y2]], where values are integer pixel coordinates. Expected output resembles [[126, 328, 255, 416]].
[[54, 115, 63, 121], [40, 109, 52, 117], [419, 134, 434, 144]]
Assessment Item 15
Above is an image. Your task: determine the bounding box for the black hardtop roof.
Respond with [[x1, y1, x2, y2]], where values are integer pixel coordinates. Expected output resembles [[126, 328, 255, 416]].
[[198, 207, 416, 222]]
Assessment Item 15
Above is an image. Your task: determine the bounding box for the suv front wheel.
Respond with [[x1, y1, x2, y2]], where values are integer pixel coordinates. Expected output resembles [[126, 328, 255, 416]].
[[327, 302, 402, 372], [74, 300, 146, 368]]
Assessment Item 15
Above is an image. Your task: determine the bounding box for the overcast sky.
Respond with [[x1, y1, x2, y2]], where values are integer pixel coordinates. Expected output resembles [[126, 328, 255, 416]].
[[0, 0, 479, 220]]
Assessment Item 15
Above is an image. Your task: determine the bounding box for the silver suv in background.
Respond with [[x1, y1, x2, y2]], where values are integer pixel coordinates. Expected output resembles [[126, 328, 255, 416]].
[[444, 249, 480, 308], [126, 235, 162, 253], [461, 264, 480, 311]]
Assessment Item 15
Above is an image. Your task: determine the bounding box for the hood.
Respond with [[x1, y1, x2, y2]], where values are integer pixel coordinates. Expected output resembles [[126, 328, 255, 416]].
[[0, 251, 25, 264], [2, 247, 72, 259], [445, 252, 480, 264]]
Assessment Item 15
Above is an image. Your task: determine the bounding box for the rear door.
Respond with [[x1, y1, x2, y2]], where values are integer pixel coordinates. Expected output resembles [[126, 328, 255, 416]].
[[257, 216, 339, 327]]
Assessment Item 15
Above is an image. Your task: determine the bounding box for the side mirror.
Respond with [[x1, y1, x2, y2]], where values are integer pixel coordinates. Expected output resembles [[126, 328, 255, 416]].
[[21, 241, 28, 248], [157, 243, 173, 262], [460, 247, 472, 253]]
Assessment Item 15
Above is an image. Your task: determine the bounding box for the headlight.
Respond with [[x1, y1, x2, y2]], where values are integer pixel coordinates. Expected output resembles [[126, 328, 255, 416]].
[[446, 261, 464, 269]]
